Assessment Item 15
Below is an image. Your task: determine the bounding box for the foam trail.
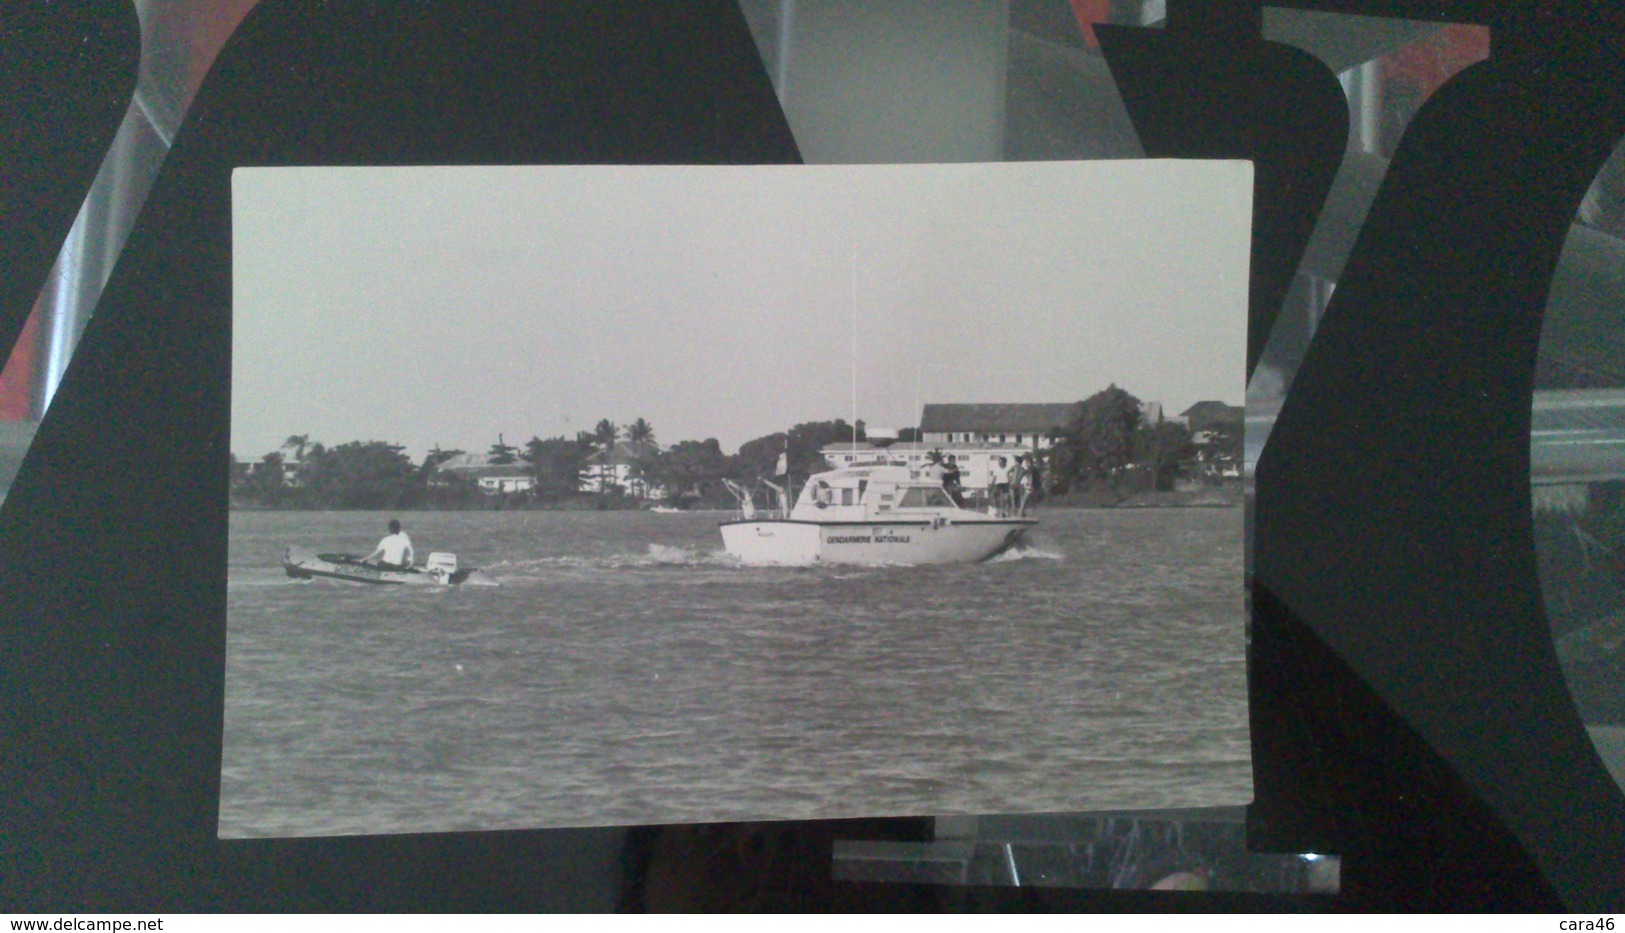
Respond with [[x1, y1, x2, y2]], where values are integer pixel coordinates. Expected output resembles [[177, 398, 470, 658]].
[[643, 543, 697, 564], [988, 545, 1065, 563]]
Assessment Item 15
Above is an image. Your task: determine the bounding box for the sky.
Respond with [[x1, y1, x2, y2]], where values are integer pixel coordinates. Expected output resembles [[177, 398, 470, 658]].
[[231, 161, 1250, 462]]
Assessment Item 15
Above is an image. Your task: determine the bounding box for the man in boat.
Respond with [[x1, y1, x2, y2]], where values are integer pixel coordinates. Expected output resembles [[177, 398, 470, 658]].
[[992, 455, 1013, 515], [363, 519, 415, 570], [1010, 455, 1028, 511], [941, 454, 963, 505], [1016, 453, 1039, 514]]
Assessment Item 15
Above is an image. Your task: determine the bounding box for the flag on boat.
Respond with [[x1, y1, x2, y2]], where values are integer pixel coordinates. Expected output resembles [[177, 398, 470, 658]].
[[774, 448, 788, 476]]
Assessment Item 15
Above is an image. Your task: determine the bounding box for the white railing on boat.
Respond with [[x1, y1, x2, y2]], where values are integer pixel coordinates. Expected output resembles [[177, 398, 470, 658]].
[[721, 478, 1036, 522], [727, 507, 789, 522]]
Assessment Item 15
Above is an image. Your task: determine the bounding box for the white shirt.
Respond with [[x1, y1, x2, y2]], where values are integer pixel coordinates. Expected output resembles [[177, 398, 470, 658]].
[[376, 531, 414, 565]]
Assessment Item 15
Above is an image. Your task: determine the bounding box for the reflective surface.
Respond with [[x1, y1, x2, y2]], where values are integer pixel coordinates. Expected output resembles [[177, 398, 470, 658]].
[[836, 811, 1338, 894], [9, 0, 1617, 911], [0, 1, 258, 426]]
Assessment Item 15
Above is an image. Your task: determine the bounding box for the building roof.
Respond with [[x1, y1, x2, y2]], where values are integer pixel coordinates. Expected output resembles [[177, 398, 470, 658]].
[[872, 441, 1032, 452], [440, 459, 532, 479], [820, 441, 1031, 455], [436, 452, 500, 470], [432, 451, 532, 475], [918, 403, 1081, 434]]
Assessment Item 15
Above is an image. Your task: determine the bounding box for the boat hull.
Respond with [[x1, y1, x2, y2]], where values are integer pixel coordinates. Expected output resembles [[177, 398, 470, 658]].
[[719, 518, 1033, 566], [282, 547, 499, 586]]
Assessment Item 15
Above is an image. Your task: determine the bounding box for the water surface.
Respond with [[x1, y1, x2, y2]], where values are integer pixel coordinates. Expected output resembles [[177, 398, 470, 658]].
[[222, 507, 1248, 837]]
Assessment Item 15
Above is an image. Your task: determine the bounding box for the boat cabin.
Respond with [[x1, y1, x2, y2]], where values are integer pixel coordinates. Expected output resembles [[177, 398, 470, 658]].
[[789, 464, 965, 522]]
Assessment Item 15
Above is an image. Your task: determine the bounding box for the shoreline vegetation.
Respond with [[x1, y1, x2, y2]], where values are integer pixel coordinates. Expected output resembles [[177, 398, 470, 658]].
[[231, 384, 1243, 512], [227, 485, 1246, 512], [1042, 484, 1244, 510]]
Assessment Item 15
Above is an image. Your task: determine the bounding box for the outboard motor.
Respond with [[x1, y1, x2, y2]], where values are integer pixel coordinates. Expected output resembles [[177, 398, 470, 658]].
[[426, 552, 458, 580]]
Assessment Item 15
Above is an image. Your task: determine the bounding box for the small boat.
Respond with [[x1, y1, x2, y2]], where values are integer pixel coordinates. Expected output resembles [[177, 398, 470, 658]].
[[719, 463, 1035, 566], [282, 547, 500, 586], [648, 505, 683, 513]]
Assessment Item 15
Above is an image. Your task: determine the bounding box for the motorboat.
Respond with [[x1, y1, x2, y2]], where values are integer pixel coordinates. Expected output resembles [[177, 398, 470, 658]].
[[719, 463, 1035, 566], [282, 547, 500, 586]]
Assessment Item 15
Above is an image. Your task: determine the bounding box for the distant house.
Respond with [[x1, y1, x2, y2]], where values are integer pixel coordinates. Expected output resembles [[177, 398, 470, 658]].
[[825, 399, 1170, 491], [278, 456, 305, 487], [918, 401, 1165, 450], [819, 440, 1032, 493], [821, 441, 880, 469], [1177, 400, 1244, 435], [582, 439, 663, 497], [1176, 400, 1244, 447], [435, 453, 537, 494], [918, 403, 1082, 450], [1176, 401, 1245, 479]]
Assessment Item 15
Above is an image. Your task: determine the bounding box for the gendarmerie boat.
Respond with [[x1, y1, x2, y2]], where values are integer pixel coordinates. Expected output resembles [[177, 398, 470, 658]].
[[720, 463, 1034, 566]]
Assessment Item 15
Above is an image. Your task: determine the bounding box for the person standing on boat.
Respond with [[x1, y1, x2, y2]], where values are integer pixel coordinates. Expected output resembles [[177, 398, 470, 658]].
[[992, 455, 1013, 515], [1007, 458, 1020, 516], [942, 454, 963, 506], [1017, 453, 1039, 514], [364, 519, 415, 570]]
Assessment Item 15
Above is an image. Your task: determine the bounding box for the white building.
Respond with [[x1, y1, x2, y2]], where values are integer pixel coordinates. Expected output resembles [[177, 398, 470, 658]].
[[823, 399, 1166, 491], [581, 439, 663, 497], [918, 402, 1080, 450], [820, 440, 1031, 493], [917, 400, 1164, 449], [435, 453, 537, 494]]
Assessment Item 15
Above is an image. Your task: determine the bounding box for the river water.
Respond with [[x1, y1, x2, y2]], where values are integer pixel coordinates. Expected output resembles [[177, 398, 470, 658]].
[[221, 507, 1249, 838]]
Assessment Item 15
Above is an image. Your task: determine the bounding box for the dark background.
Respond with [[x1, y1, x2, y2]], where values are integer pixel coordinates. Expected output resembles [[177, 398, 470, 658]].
[[2, 0, 1623, 912]]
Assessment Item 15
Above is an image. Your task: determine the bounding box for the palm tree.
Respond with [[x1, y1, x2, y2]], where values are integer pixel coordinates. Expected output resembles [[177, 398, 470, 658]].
[[627, 448, 665, 500], [625, 419, 658, 497], [591, 419, 619, 494], [487, 434, 519, 465], [279, 434, 317, 486], [627, 417, 655, 446]]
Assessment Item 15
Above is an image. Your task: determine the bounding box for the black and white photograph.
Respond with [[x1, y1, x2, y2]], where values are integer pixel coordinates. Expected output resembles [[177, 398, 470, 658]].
[[224, 160, 1252, 838]]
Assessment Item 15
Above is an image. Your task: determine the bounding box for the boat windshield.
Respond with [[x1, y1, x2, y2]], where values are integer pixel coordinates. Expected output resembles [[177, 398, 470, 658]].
[[896, 486, 955, 509]]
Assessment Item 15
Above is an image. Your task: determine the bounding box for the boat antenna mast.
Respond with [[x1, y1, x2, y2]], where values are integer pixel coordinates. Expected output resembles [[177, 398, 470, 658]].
[[776, 432, 790, 515], [851, 239, 858, 451]]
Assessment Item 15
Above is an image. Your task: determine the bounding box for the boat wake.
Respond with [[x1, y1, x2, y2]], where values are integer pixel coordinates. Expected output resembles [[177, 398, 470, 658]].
[[640, 543, 730, 566], [487, 544, 739, 576], [486, 542, 1063, 578], [987, 544, 1065, 563]]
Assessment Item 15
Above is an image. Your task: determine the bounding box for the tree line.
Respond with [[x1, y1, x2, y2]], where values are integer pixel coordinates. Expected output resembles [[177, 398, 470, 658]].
[[1043, 384, 1242, 502], [230, 417, 868, 510], [230, 386, 1241, 510]]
